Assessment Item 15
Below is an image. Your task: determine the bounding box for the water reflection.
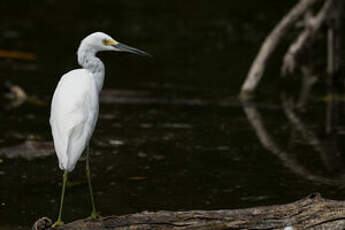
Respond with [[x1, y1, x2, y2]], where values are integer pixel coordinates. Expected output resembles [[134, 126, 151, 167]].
[[242, 92, 345, 186]]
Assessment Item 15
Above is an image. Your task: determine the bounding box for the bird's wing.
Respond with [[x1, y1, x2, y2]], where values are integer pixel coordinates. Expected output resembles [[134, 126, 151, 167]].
[[50, 69, 99, 171]]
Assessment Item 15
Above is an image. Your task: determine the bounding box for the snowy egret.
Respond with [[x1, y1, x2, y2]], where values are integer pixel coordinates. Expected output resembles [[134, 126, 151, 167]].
[[49, 32, 150, 227]]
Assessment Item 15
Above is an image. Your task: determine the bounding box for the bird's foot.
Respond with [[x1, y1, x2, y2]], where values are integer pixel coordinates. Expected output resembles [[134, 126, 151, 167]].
[[90, 211, 102, 219], [51, 220, 64, 228]]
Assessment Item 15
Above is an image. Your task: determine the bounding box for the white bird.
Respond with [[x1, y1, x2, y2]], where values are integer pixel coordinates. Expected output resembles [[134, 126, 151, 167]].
[[49, 32, 150, 227]]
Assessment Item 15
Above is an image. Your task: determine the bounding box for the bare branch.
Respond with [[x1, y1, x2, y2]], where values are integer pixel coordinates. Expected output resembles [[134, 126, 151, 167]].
[[240, 0, 319, 98], [282, 0, 333, 75]]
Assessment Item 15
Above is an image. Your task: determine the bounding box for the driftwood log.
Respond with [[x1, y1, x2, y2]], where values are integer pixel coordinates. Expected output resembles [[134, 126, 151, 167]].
[[33, 193, 345, 230]]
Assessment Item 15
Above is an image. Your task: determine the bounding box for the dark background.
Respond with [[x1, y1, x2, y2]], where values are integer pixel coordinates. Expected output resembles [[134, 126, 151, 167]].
[[3, 1, 345, 230]]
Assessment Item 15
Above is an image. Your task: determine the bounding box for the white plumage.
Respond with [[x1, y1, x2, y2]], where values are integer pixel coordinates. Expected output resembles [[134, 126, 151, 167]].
[[49, 32, 150, 226], [50, 69, 98, 171]]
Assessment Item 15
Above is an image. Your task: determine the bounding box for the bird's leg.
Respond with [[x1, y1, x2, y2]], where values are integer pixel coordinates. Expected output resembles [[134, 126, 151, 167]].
[[86, 146, 100, 218], [52, 171, 68, 227]]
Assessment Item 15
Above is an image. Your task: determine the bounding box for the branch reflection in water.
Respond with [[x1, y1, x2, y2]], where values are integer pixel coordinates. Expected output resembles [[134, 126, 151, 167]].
[[241, 93, 345, 187]]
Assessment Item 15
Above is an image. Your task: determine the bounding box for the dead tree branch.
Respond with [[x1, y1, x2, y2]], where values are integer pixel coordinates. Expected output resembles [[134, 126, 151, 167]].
[[282, 0, 333, 75], [33, 194, 345, 230], [240, 0, 319, 98]]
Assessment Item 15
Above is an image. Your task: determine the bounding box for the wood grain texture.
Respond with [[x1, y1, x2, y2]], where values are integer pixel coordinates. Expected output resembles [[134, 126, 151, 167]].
[[33, 194, 345, 230]]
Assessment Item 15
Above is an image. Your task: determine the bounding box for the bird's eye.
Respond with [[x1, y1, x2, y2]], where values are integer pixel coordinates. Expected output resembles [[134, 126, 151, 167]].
[[102, 39, 110, 46]]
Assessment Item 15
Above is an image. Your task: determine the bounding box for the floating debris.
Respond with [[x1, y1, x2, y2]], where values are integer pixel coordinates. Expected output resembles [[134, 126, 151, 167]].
[[137, 152, 147, 158], [109, 140, 125, 146], [0, 140, 54, 160], [0, 49, 36, 60]]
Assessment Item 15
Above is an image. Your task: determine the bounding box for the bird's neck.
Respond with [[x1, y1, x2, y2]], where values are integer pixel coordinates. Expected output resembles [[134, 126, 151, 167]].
[[77, 47, 105, 93]]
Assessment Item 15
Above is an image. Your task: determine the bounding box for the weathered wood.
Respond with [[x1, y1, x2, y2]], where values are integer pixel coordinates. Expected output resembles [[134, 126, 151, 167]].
[[33, 194, 345, 230]]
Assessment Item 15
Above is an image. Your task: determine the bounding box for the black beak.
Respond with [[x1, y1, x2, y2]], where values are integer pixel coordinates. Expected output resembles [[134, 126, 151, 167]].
[[112, 43, 151, 57]]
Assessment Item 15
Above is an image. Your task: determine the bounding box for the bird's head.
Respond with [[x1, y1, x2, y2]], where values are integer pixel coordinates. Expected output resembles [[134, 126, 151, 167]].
[[79, 32, 151, 57]]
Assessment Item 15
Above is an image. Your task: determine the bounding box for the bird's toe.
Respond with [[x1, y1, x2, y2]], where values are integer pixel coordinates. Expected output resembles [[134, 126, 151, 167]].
[[52, 220, 64, 228], [90, 211, 102, 219]]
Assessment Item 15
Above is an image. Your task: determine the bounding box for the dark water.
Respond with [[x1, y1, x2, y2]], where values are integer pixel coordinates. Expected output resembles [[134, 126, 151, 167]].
[[2, 0, 345, 229]]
